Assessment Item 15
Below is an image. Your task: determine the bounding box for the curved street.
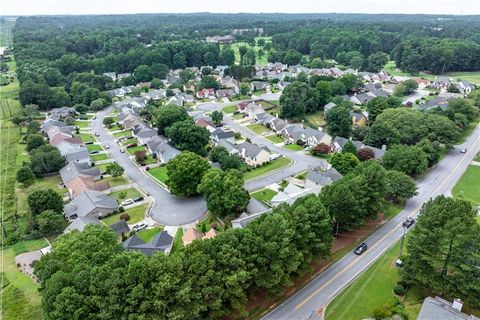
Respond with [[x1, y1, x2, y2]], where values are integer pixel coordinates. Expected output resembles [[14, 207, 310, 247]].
[[262, 124, 480, 319]]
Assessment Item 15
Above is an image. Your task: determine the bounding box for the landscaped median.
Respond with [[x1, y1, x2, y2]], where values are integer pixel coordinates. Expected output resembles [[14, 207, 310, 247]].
[[243, 157, 292, 180]]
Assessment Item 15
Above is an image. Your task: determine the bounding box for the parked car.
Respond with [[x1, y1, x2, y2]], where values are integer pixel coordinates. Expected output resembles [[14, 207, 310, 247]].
[[127, 143, 137, 148], [269, 153, 282, 161], [460, 148, 467, 153], [121, 199, 134, 206], [120, 149, 125, 153], [133, 196, 144, 202], [104, 144, 110, 149], [402, 217, 415, 229], [95, 132, 100, 137], [90, 150, 99, 154], [85, 141, 94, 145], [133, 223, 147, 232], [354, 243, 368, 255]]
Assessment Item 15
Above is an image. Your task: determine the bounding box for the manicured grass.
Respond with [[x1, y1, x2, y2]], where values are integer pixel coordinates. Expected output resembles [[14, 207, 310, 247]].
[[246, 123, 268, 135], [233, 113, 245, 119], [171, 228, 184, 253], [443, 71, 480, 85], [1, 239, 48, 320], [222, 105, 237, 114], [251, 188, 278, 202], [87, 144, 103, 152], [243, 157, 292, 180], [127, 145, 146, 155], [137, 154, 157, 165], [103, 176, 130, 188], [196, 214, 221, 232], [96, 163, 111, 173], [452, 165, 480, 205], [284, 144, 304, 151], [77, 133, 96, 143], [74, 120, 89, 128], [91, 153, 109, 162], [148, 166, 169, 184], [136, 227, 163, 242], [102, 204, 148, 225], [107, 124, 122, 131], [113, 130, 132, 138], [108, 188, 142, 202], [265, 134, 284, 143], [122, 137, 137, 146]]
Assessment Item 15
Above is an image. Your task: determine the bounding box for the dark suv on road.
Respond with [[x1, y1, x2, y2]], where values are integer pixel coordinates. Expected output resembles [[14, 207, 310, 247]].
[[354, 243, 368, 255], [402, 217, 415, 229]]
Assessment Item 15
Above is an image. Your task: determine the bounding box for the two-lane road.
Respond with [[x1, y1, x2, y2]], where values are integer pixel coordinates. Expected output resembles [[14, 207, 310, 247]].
[[263, 124, 480, 320]]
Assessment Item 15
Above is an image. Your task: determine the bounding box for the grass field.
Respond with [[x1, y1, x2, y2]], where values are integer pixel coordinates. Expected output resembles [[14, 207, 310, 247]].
[[283, 144, 304, 151], [171, 228, 184, 253], [265, 134, 284, 143], [108, 188, 142, 202], [107, 124, 122, 131], [74, 120, 89, 128], [127, 145, 146, 155], [122, 137, 137, 146], [222, 105, 237, 114], [1, 239, 48, 320], [102, 203, 148, 225], [104, 176, 129, 188], [136, 154, 157, 165], [246, 123, 268, 135], [226, 36, 272, 66], [251, 188, 278, 202], [148, 166, 169, 184], [113, 130, 132, 138], [77, 133, 96, 143], [91, 153, 109, 162], [87, 144, 104, 152], [136, 227, 163, 242], [243, 157, 292, 180], [452, 165, 480, 205]]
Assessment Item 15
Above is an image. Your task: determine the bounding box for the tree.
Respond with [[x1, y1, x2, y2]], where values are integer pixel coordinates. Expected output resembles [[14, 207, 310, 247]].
[[197, 169, 250, 217], [239, 82, 250, 96], [209, 146, 243, 171], [26, 134, 46, 152], [366, 52, 389, 72], [384, 170, 417, 202], [35, 210, 65, 235], [47, 87, 72, 108], [106, 162, 124, 179], [134, 150, 147, 162], [339, 74, 363, 92], [315, 81, 332, 106], [417, 138, 441, 166], [179, 69, 195, 83], [403, 196, 480, 308], [448, 98, 476, 121], [166, 151, 210, 196], [447, 84, 460, 93], [156, 105, 189, 134], [27, 189, 64, 216], [165, 120, 210, 156], [366, 97, 398, 124], [238, 46, 248, 64], [342, 140, 358, 156], [330, 80, 347, 96], [30, 145, 65, 174], [283, 49, 303, 66], [311, 143, 331, 156], [23, 103, 40, 120], [134, 65, 152, 82], [199, 75, 219, 90], [211, 110, 223, 125], [327, 106, 352, 137], [102, 117, 114, 128], [329, 152, 360, 175], [220, 47, 235, 66], [280, 81, 319, 119], [349, 56, 364, 70], [150, 78, 164, 89], [89, 98, 107, 111], [383, 144, 428, 176], [357, 147, 375, 161], [16, 166, 35, 186], [74, 103, 88, 113]]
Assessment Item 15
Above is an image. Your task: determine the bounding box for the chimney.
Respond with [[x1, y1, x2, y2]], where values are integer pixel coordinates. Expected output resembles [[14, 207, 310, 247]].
[[452, 299, 463, 312], [381, 144, 387, 151]]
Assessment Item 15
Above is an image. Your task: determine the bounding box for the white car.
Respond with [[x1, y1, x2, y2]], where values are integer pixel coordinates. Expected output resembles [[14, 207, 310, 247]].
[[120, 149, 126, 153], [133, 223, 147, 232], [460, 148, 467, 153], [121, 199, 134, 206], [269, 153, 282, 161]]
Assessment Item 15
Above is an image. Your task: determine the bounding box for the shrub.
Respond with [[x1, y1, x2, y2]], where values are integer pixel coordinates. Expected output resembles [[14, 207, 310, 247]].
[[120, 213, 130, 221], [135, 150, 147, 162], [119, 206, 125, 213], [393, 284, 405, 296], [312, 143, 331, 155]]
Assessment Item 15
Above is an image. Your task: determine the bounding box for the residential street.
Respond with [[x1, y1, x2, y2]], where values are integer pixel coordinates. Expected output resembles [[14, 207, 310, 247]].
[[91, 106, 207, 226], [262, 124, 480, 320]]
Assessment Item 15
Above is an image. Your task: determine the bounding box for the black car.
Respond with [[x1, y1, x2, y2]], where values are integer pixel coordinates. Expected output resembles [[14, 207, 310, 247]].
[[133, 196, 144, 202], [354, 243, 368, 255], [90, 150, 99, 154], [402, 217, 415, 229]]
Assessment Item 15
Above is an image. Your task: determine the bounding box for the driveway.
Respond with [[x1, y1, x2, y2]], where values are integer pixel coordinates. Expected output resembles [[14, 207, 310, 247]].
[[91, 106, 207, 226]]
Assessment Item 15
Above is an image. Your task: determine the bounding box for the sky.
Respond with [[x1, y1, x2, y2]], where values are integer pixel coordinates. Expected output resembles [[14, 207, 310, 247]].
[[2, 0, 479, 16]]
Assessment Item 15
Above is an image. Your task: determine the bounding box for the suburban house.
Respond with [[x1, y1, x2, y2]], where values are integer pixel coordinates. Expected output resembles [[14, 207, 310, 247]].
[[305, 167, 343, 189], [351, 111, 368, 126], [41, 119, 67, 133], [197, 88, 216, 99], [216, 88, 236, 99], [250, 81, 269, 91], [45, 125, 75, 140], [414, 78, 431, 89], [433, 76, 451, 90], [48, 107, 78, 121], [281, 124, 304, 142], [216, 140, 240, 155], [50, 134, 81, 147], [60, 162, 101, 184], [303, 127, 332, 147], [195, 117, 215, 131], [110, 220, 131, 236], [63, 216, 102, 234], [117, 73, 131, 81], [64, 175, 109, 198], [182, 228, 218, 246], [220, 76, 239, 89], [457, 80, 474, 94], [231, 211, 269, 229], [419, 96, 452, 110], [211, 128, 236, 144], [135, 127, 158, 145], [63, 190, 118, 221], [268, 117, 288, 133], [417, 297, 477, 320], [63, 149, 92, 166], [183, 82, 196, 93], [122, 231, 173, 256], [276, 81, 290, 90], [271, 183, 313, 206], [324, 102, 337, 114], [141, 89, 167, 100], [147, 137, 180, 164], [103, 72, 117, 81], [235, 142, 271, 167], [331, 136, 386, 159]]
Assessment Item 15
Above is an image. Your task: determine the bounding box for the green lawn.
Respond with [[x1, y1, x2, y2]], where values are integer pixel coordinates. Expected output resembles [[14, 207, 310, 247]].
[[251, 188, 278, 202], [87, 144, 103, 152], [246, 123, 268, 135], [243, 157, 292, 180], [222, 105, 237, 114], [1, 239, 48, 320], [96, 163, 110, 173], [127, 145, 146, 155], [137, 154, 157, 165], [91, 153, 109, 162], [265, 135, 284, 143], [77, 133, 96, 143], [233, 113, 245, 120], [103, 176, 129, 188], [122, 137, 137, 146], [113, 130, 132, 138], [148, 166, 169, 184], [196, 214, 223, 233], [74, 120, 89, 128], [452, 165, 480, 205], [284, 144, 304, 151], [475, 152, 480, 162], [108, 188, 142, 202], [136, 227, 163, 242], [101, 204, 148, 225], [107, 124, 122, 131], [443, 71, 480, 85], [16, 175, 65, 216], [171, 228, 184, 253], [226, 38, 271, 65]]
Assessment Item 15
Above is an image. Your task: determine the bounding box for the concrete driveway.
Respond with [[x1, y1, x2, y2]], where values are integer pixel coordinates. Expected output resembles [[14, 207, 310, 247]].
[[91, 106, 207, 226]]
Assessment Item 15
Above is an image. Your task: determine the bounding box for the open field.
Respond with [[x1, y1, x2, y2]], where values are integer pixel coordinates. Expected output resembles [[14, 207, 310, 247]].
[[101, 203, 148, 225], [226, 36, 271, 66], [306, 111, 327, 128], [243, 157, 292, 180], [452, 165, 480, 205]]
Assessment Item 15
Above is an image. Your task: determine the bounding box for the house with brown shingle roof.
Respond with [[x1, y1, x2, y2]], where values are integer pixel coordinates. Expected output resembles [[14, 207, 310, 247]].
[[182, 227, 219, 246], [65, 175, 109, 198]]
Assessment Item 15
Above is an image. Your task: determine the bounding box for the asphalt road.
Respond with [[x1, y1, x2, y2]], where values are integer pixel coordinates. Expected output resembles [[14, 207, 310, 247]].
[[262, 123, 480, 320], [91, 106, 207, 226]]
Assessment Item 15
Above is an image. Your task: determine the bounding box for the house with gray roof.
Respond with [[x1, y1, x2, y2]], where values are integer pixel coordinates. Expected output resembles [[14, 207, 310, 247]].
[[65, 150, 92, 166], [250, 81, 269, 91], [418, 296, 478, 320], [110, 220, 131, 236], [268, 117, 288, 133], [41, 119, 67, 133], [211, 128, 236, 144], [433, 76, 451, 90], [235, 142, 271, 167], [216, 140, 240, 155], [419, 96, 452, 110], [271, 183, 313, 206], [457, 80, 474, 94], [324, 102, 337, 114], [60, 162, 101, 185], [148, 139, 180, 164], [216, 88, 237, 99], [135, 127, 158, 145], [122, 231, 173, 256], [63, 216, 102, 234], [331, 136, 364, 152], [64, 190, 118, 221], [231, 211, 270, 229], [306, 167, 343, 188], [303, 127, 332, 147]]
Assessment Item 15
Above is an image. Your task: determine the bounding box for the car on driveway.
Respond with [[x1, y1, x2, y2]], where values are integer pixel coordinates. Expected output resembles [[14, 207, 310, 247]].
[[134, 196, 144, 202], [402, 217, 415, 229], [354, 243, 368, 255], [121, 199, 134, 206], [133, 223, 147, 232]]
